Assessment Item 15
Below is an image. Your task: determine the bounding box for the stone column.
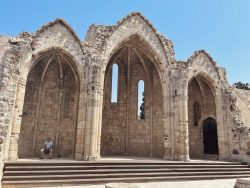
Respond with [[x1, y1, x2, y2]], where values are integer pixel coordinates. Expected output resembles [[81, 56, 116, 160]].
[[74, 88, 86, 160], [179, 96, 190, 161], [8, 78, 26, 161], [175, 83, 190, 161], [96, 93, 103, 157], [215, 89, 229, 160], [163, 79, 174, 160], [84, 72, 102, 161]]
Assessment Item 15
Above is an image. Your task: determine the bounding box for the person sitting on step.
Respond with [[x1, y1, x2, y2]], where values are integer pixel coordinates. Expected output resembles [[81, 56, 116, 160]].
[[40, 137, 53, 159]]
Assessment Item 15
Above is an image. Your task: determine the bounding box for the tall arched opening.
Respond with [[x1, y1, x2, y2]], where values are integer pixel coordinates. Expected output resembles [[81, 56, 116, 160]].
[[18, 52, 79, 158], [101, 36, 164, 157], [188, 76, 218, 159]]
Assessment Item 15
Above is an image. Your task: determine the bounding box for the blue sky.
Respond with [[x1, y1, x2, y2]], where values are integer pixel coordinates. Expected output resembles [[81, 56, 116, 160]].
[[0, 0, 250, 84]]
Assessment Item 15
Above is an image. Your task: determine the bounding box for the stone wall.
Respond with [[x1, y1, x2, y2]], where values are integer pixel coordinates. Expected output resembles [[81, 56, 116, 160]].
[[0, 36, 12, 182], [235, 89, 250, 126], [226, 88, 250, 163], [0, 35, 27, 182]]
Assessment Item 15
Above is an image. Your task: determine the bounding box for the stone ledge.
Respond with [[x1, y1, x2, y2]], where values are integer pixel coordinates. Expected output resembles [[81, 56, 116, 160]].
[[235, 178, 250, 188]]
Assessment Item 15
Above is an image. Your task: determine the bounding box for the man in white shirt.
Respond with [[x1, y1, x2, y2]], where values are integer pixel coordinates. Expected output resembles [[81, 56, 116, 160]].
[[40, 137, 53, 159]]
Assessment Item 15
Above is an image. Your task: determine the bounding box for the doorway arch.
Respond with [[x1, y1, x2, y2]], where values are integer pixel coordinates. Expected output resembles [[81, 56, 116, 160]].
[[203, 117, 219, 155], [188, 75, 218, 158], [18, 52, 79, 158]]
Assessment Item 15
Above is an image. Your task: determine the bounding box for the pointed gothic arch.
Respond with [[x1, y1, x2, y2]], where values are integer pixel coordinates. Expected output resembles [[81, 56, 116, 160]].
[[101, 36, 164, 157], [188, 75, 218, 158], [18, 51, 80, 158]]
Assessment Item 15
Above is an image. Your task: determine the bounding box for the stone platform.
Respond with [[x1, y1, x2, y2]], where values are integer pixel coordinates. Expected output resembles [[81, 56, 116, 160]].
[[2, 157, 250, 187]]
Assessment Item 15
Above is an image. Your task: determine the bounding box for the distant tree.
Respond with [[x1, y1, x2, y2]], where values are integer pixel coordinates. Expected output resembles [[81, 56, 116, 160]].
[[234, 82, 250, 90], [139, 92, 145, 120]]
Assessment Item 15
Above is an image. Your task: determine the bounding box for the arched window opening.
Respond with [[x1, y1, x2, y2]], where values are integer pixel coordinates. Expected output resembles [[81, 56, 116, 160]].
[[111, 64, 118, 103], [138, 80, 145, 120]]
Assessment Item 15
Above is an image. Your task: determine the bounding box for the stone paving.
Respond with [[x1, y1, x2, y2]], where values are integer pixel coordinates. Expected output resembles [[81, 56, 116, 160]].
[[37, 179, 236, 188], [17, 156, 237, 163]]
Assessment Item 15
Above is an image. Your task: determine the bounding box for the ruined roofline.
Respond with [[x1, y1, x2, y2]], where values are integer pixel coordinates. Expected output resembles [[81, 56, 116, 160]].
[[116, 12, 157, 32], [115, 12, 175, 59], [185, 49, 228, 82], [5, 12, 175, 64], [7, 13, 222, 68], [0, 35, 12, 39], [85, 12, 160, 36], [35, 18, 81, 43], [86, 12, 175, 64], [30, 18, 85, 55], [187, 49, 217, 66], [175, 50, 218, 67]]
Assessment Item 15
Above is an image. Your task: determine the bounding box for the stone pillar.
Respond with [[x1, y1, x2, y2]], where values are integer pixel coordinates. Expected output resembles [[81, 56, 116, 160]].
[[84, 76, 102, 161], [215, 89, 229, 160], [96, 94, 103, 157], [175, 85, 190, 161], [178, 96, 190, 161], [8, 78, 26, 161], [163, 80, 174, 160], [74, 87, 86, 160]]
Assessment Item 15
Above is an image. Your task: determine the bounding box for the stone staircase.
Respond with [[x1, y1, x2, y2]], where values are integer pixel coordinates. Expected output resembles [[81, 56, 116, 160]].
[[2, 160, 250, 187]]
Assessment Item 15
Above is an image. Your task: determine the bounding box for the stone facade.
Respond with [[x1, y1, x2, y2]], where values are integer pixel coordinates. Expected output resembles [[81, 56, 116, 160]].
[[0, 12, 250, 181]]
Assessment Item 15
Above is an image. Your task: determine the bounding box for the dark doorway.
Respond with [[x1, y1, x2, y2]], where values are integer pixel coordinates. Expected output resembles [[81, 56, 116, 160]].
[[203, 118, 219, 155]]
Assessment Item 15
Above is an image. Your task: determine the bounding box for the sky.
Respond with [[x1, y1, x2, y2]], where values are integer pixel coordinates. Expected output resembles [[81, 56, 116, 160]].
[[0, 0, 250, 84]]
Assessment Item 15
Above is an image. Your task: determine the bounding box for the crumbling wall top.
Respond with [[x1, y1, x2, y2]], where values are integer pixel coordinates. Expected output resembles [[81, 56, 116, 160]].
[[85, 24, 113, 50], [85, 12, 175, 65], [186, 49, 223, 82], [187, 50, 217, 66], [114, 12, 175, 63], [0, 36, 12, 62], [31, 18, 85, 56], [35, 18, 81, 44]]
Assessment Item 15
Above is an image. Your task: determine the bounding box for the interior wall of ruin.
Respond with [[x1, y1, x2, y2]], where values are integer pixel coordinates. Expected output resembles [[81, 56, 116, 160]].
[[188, 77, 216, 158], [150, 59, 164, 157], [101, 47, 164, 157], [18, 54, 78, 158]]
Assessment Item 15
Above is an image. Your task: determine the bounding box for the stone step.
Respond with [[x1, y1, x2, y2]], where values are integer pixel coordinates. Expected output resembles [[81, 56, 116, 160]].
[[5, 164, 248, 171], [5, 167, 250, 175], [3, 160, 250, 186], [3, 170, 250, 181], [3, 174, 250, 185], [4, 161, 242, 166]]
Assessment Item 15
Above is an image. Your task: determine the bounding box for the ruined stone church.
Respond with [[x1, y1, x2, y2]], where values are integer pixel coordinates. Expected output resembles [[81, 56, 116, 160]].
[[0, 12, 250, 178]]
